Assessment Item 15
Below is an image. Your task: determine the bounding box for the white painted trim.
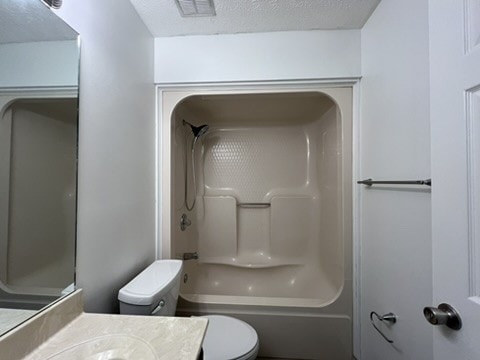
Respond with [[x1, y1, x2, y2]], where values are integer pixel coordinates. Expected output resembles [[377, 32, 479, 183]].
[[0, 86, 78, 97], [352, 80, 362, 360], [155, 77, 360, 89], [158, 88, 172, 259], [155, 86, 161, 260], [0, 108, 12, 285]]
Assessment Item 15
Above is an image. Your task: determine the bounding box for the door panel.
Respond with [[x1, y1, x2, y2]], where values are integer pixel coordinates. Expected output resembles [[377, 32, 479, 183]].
[[430, 0, 480, 358]]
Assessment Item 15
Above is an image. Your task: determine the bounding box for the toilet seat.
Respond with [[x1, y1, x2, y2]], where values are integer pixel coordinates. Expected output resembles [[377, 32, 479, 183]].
[[201, 315, 259, 360]]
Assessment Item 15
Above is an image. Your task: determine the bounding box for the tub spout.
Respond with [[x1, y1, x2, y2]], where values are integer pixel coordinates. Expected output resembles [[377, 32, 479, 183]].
[[183, 252, 199, 261]]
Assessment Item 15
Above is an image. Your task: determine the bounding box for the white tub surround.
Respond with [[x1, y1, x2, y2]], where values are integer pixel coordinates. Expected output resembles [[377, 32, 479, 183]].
[[0, 290, 207, 360], [160, 86, 353, 359], [0, 97, 77, 302]]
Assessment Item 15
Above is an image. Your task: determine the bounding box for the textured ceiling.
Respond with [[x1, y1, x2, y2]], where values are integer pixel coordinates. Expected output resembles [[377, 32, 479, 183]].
[[129, 0, 381, 37], [0, 0, 77, 44]]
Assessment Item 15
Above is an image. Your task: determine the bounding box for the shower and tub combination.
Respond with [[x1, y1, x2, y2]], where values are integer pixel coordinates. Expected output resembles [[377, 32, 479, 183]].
[[160, 87, 353, 359], [0, 95, 77, 310]]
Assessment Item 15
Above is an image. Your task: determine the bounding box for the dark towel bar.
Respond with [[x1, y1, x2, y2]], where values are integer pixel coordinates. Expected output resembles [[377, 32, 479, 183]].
[[357, 178, 431, 187]]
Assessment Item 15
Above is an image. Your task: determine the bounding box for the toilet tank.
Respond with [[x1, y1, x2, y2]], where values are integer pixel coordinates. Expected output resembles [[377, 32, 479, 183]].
[[118, 260, 183, 317]]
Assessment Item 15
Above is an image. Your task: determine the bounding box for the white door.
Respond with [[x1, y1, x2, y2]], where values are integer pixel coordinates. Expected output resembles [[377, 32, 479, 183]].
[[430, 0, 480, 359]]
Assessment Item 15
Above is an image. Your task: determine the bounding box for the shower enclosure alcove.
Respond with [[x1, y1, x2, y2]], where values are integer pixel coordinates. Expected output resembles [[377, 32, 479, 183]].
[[0, 97, 77, 310], [160, 87, 352, 359]]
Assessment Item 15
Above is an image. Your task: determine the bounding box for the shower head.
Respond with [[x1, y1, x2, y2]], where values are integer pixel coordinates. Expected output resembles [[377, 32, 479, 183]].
[[183, 120, 209, 139]]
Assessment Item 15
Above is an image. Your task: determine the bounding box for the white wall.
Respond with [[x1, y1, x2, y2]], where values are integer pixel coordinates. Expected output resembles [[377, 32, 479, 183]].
[[360, 0, 432, 359], [0, 41, 78, 88], [55, 1, 156, 313], [154, 30, 361, 83]]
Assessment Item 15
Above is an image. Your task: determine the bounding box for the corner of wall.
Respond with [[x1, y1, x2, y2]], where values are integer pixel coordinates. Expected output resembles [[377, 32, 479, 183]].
[[55, 1, 156, 313]]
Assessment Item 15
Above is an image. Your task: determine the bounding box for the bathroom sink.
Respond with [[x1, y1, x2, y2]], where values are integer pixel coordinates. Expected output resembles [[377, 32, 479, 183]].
[[45, 334, 159, 360]]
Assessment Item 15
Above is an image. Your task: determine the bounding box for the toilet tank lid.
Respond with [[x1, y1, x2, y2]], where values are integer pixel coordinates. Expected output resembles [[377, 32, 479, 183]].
[[118, 260, 183, 306]]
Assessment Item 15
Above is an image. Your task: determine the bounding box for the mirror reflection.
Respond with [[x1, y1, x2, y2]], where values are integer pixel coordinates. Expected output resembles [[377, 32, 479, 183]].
[[0, 0, 79, 335]]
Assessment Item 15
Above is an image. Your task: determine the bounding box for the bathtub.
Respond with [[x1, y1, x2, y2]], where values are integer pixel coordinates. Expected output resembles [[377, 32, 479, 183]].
[[0, 286, 58, 310], [0, 95, 76, 308], [160, 87, 353, 359]]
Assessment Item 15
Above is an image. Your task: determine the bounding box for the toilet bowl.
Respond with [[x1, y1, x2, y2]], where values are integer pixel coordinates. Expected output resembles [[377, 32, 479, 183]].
[[202, 315, 259, 360], [118, 260, 259, 360]]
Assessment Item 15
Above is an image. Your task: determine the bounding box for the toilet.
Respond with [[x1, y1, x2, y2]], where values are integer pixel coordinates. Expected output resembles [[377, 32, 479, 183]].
[[118, 260, 259, 360]]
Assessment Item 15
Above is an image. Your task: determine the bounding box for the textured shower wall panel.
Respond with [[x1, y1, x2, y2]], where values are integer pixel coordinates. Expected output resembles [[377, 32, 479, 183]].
[[200, 127, 315, 267], [203, 129, 310, 201]]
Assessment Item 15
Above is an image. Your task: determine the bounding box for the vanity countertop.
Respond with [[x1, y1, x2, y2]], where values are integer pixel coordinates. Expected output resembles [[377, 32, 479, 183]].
[[0, 290, 208, 360], [0, 309, 37, 336], [24, 313, 208, 360]]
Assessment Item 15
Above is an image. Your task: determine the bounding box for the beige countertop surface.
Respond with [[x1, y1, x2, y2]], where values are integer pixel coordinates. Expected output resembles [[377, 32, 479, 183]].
[[0, 309, 37, 336], [24, 313, 208, 360], [0, 290, 208, 360]]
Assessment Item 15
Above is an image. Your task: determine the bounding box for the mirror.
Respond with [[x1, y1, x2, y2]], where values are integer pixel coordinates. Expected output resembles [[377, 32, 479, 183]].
[[0, 0, 79, 336]]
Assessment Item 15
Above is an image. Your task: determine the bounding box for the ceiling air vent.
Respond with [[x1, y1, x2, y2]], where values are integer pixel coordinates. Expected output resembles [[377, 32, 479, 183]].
[[175, 0, 216, 17]]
